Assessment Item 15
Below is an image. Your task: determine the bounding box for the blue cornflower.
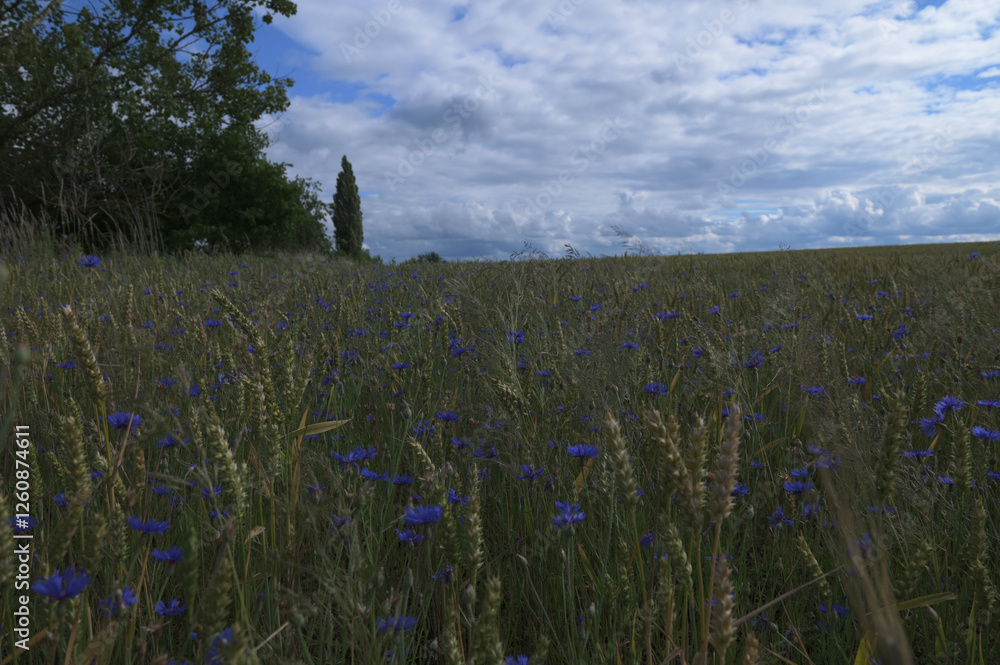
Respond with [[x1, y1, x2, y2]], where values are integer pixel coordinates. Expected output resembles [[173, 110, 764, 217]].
[[32, 568, 91, 601], [436, 410, 460, 422], [99, 585, 139, 616], [731, 482, 750, 497], [783, 480, 814, 494], [621, 341, 639, 350], [644, 381, 668, 396], [203, 318, 223, 328], [508, 330, 525, 344], [126, 515, 170, 535], [640, 532, 655, 547], [551, 500, 586, 530], [78, 255, 101, 268], [919, 415, 944, 437], [972, 426, 1000, 441], [378, 616, 418, 633], [360, 467, 389, 482], [903, 448, 934, 460], [575, 348, 590, 356], [392, 474, 414, 485], [151, 546, 184, 563], [391, 362, 410, 370], [767, 506, 793, 528], [157, 376, 177, 388], [848, 377, 866, 385], [743, 352, 764, 370], [933, 396, 964, 417], [402, 504, 443, 526], [330, 514, 352, 529], [516, 464, 546, 481], [801, 503, 822, 519], [154, 598, 187, 616], [802, 386, 824, 395], [567, 443, 598, 459], [978, 399, 1000, 408], [790, 467, 810, 479], [938, 476, 955, 487], [56, 360, 76, 369], [432, 565, 453, 584], [395, 528, 423, 544], [505, 656, 530, 665], [447, 489, 469, 505], [108, 411, 143, 430]]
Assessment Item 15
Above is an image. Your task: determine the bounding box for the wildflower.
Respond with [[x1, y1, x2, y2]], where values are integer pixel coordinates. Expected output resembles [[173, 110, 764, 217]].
[[621, 341, 639, 350], [644, 381, 669, 396], [32, 568, 91, 601], [731, 482, 749, 497], [154, 598, 187, 616], [903, 448, 934, 460], [99, 586, 139, 616], [640, 532, 655, 547], [126, 515, 170, 535], [789, 467, 810, 479], [516, 464, 545, 481], [566, 443, 598, 459], [933, 396, 964, 417], [848, 377, 866, 385], [378, 616, 418, 633], [767, 506, 793, 528], [151, 546, 184, 563], [108, 411, 144, 430], [574, 348, 590, 357], [742, 352, 764, 369], [508, 330, 525, 344], [56, 360, 76, 369], [801, 503, 821, 519], [360, 467, 389, 482], [203, 318, 223, 328], [395, 528, 423, 544], [432, 565, 453, 584], [390, 362, 410, 370], [402, 504, 443, 526], [447, 489, 469, 505], [505, 656, 530, 665], [802, 386, 824, 395], [938, 476, 955, 487], [971, 426, 1000, 441], [919, 415, 943, 437], [978, 399, 1000, 408], [551, 500, 586, 530], [392, 475, 413, 486], [330, 514, 352, 529], [783, 480, 814, 494], [78, 254, 101, 268]]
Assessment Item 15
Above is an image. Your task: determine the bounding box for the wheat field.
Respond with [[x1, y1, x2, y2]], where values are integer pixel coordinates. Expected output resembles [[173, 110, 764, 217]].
[[1, 238, 998, 664]]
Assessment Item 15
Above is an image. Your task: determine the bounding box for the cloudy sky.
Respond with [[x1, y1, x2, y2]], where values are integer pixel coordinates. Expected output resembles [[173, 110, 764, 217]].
[[244, 0, 999, 262]]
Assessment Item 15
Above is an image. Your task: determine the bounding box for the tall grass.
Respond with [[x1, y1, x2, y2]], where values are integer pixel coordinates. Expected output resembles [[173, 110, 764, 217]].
[[1, 232, 998, 664]]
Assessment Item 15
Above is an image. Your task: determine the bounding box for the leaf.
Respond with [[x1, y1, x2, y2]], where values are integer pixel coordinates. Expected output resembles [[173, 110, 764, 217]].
[[852, 631, 874, 665], [576, 541, 598, 585], [288, 419, 350, 438], [896, 592, 956, 612], [575, 456, 595, 494], [245, 526, 265, 544]]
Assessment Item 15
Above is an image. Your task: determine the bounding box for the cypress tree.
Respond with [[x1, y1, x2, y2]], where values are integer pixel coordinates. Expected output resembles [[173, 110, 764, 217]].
[[332, 155, 364, 259]]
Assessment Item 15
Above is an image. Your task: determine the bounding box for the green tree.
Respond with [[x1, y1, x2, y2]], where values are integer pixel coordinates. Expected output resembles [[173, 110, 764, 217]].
[[332, 155, 364, 259], [157, 122, 332, 254], [0, 0, 307, 251]]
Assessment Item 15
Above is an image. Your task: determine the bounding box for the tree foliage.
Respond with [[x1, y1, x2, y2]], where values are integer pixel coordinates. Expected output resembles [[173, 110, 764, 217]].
[[0, 0, 334, 254], [332, 155, 364, 259]]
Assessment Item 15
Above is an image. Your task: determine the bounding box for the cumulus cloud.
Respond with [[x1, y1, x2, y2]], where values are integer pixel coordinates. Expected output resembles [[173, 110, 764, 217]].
[[253, 0, 1000, 261]]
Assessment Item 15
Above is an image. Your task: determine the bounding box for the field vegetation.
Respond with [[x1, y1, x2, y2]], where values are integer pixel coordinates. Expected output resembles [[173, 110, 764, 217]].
[[1, 229, 999, 665]]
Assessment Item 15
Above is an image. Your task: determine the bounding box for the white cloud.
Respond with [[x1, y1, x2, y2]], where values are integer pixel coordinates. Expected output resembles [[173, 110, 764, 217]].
[[257, 0, 1000, 260]]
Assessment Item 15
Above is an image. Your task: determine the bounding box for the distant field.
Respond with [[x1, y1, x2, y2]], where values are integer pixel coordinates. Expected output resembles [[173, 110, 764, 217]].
[[1, 239, 998, 664]]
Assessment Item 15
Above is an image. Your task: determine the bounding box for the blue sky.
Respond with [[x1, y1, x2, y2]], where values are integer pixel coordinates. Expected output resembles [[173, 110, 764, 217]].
[[138, 1, 1000, 259]]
